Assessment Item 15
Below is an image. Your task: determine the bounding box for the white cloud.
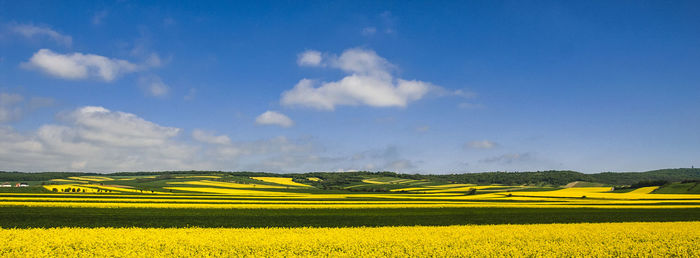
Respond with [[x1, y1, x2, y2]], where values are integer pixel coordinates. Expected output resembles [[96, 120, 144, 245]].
[[23, 49, 140, 81], [255, 111, 294, 128], [282, 48, 434, 110], [192, 129, 230, 145], [138, 75, 169, 97], [465, 140, 498, 150], [297, 50, 323, 67], [10, 24, 72, 46], [331, 48, 394, 78]]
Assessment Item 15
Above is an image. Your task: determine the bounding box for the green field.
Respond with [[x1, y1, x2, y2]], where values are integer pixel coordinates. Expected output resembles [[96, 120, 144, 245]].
[[1, 206, 699, 228], [654, 182, 700, 194]]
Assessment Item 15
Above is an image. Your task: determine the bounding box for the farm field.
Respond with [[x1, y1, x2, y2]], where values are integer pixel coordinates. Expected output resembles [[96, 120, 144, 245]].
[[1, 171, 699, 256], [0, 174, 697, 210], [1, 222, 698, 257]]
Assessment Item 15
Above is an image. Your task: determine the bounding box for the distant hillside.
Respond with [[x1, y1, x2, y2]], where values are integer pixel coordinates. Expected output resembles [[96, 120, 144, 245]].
[[425, 170, 590, 186], [432, 169, 700, 186], [0, 172, 99, 182], [590, 169, 700, 185], [1, 168, 698, 186]]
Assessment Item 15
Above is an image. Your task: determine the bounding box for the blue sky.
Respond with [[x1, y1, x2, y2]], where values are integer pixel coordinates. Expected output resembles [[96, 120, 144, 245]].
[[0, 1, 698, 173]]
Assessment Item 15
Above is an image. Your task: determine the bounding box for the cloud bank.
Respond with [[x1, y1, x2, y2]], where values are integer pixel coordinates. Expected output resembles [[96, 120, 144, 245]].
[[0, 106, 313, 172]]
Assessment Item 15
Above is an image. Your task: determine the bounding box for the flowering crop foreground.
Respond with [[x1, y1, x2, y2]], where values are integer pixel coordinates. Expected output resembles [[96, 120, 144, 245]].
[[1, 222, 698, 257]]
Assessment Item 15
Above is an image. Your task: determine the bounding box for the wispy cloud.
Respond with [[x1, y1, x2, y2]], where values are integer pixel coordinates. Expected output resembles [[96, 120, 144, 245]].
[[9, 23, 72, 46], [138, 75, 169, 97]]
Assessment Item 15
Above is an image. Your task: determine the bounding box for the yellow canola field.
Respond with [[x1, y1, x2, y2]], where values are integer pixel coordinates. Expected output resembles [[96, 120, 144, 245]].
[[628, 186, 660, 194], [509, 187, 698, 200], [67, 176, 114, 182], [391, 184, 479, 192], [1, 222, 698, 257], [250, 177, 311, 187], [428, 183, 476, 188], [49, 179, 89, 183], [420, 185, 518, 193], [173, 175, 222, 179], [361, 178, 421, 184], [163, 187, 308, 196], [168, 180, 287, 189]]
